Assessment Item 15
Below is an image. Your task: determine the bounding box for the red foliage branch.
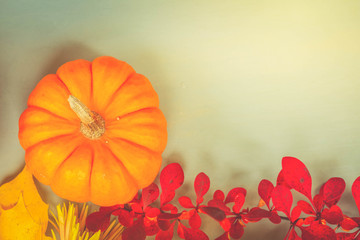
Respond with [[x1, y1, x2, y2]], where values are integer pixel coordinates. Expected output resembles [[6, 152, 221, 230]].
[[86, 157, 360, 240]]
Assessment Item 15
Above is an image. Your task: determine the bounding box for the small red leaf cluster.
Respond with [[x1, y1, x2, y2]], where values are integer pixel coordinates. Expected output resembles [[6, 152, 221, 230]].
[[86, 157, 360, 240]]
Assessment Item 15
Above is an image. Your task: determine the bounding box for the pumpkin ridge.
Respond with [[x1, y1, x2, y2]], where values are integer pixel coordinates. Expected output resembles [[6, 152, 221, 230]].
[[114, 122, 163, 131], [111, 136, 162, 154], [23, 133, 78, 151], [101, 144, 139, 189], [105, 106, 159, 122], [26, 105, 74, 122], [102, 71, 137, 112], [54, 73, 71, 95], [88, 146, 95, 203], [27, 143, 80, 186], [50, 145, 82, 186]]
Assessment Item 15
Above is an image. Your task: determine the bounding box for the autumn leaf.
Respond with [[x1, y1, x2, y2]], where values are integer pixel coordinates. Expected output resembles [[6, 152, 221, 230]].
[[272, 185, 293, 218], [0, 194, 46, 239], [282, 156, 312, 201], [0, 166, 49, 239]]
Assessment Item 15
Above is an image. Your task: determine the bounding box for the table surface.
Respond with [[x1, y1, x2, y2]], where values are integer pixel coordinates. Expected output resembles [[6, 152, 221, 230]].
[[1, 1, 360, 238]]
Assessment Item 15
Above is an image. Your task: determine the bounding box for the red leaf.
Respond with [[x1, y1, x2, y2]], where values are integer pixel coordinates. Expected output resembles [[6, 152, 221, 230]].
[[352, 176, 360, 215], [341, 217, 359, 231], [215, 232, 230, 240], [99, 205, 121, 212], [301, 222, 336, 240], [131, 202, 143, 213], [177, 222, 185, 239], [297, 200, 315, 215], [156, 222, 175, 240], [122, 221, 147, 240], [303, 216, 317, 226], [158, 212, 183, 220], [229, 220, 244, 239], [113, 208, 133, 227], [232, 193, 245, 213], [313, 194, 324, 213], [199, 206, 226, 221], [182, 224, 209, 240], [145, 207, 161, 218], [179, 196, 195, 208], [321, 177, 345, 208], [269, 211, 281, 224], [220, 218, 233, 232], [282, 156, 312, 201], [336, 232, 358, 240], [179, 209, 194, 220], [271, 185, 293, 218], [161, 203, 178, 213], [225, 187, 247, 204], [245, 207, 271, 222], [189, 211, 202, 229], [160, 163, 184, 191], [161, 190, 176, 206], [288, 228, 302, 240], [144, 217, 160, 236], [258, 179, 274, 209], [321, 205, 343, 225], [277, 170, 291, 189], [290, 206, 302, 223], [213, 190, 225, 202], [353, 217, 360, 225], [142, 183, 159, 208], [158, 219, 172, 231], [208, 200, 230, 213], [85, 210, 112, 231], [194, 172, 210, 204]]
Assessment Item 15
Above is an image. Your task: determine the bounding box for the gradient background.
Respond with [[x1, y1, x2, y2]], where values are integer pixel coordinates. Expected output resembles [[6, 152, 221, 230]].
[[1, 0, 360, 238]]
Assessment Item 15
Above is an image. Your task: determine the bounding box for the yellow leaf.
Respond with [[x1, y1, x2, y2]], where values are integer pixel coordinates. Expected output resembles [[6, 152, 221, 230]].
[[0, 194, 43, 239], [0, 166, 49, 238]]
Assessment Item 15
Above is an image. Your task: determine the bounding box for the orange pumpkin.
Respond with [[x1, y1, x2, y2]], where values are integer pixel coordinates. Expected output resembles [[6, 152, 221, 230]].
[[18, 56, 167, 206]]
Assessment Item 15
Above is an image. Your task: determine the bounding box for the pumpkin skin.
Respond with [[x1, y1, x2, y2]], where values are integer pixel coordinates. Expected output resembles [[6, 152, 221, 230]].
[[18, 56, 167, 206]]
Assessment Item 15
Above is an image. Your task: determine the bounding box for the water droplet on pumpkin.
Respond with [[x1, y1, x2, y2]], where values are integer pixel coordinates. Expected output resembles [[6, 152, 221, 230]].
[[105, 140, 109, 144], [116, 117, 120, 120]]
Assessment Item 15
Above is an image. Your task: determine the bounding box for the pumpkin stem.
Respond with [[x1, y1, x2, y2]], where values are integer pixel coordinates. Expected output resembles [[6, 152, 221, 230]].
[[68, 95, 105, 139]]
